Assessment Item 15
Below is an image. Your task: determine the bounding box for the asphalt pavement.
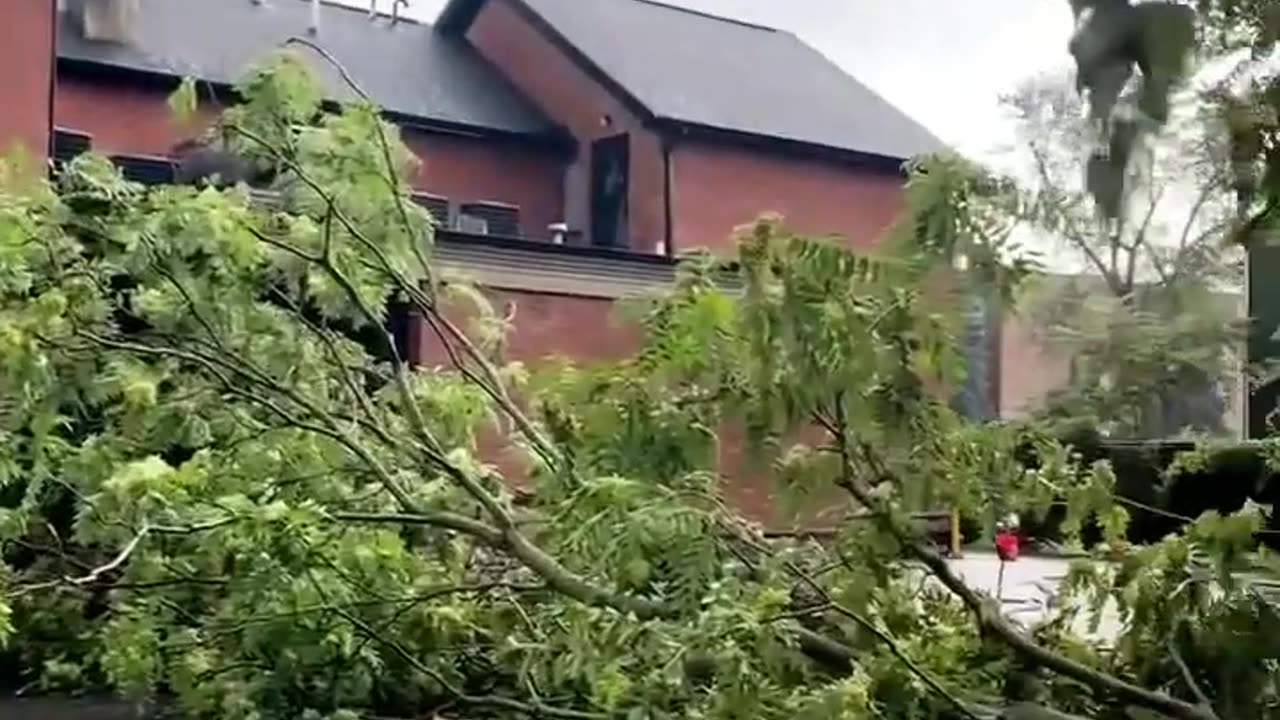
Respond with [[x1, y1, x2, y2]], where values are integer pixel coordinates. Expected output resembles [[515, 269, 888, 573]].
[[947, 550, 1122, 638]]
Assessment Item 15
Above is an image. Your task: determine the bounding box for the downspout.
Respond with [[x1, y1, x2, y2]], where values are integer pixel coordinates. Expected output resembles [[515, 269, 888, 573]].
[[45, 0, 58, 161], [662, 134, 674, 258]]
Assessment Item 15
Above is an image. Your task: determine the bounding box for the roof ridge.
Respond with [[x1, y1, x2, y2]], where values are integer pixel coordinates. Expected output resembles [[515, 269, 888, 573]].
[[625, 0, 777, 33]]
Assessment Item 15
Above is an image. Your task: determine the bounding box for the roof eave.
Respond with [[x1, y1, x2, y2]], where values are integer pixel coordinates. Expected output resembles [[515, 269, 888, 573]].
[[55, 55, 575, 156], [653, 117, 924, 176]]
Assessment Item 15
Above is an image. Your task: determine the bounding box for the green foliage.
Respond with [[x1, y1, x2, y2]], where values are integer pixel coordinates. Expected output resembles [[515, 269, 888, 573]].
[[1068, 0, 1197, 217], [167, 77, 199, 128], [1074, 0, 1280, 250], [0, 47, 1272, 720]]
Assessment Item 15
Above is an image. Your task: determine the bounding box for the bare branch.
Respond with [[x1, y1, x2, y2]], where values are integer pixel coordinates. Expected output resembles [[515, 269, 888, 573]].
[[1125, 185, 1166, 291], [12, 526, 149, 598], [1028, 147, 1124, 294], [334, 511, 504, 545], [1177, 182, 1219, 257]]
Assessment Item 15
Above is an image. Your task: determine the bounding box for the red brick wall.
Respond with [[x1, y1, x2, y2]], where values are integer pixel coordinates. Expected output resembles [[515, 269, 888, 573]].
[[999, 313, 1071, 420], [495, 288, 638, 362], [410, 286, 836, 527], [413, 288, 638, 369], [0, 0, 54, 160], [412, 287, 639, 487], [403, 130, 564, 239], [670, 140, 904, 252], [55, 75, 217, 156], [53, 75, 565, 232], [466, 0, 667, 252]]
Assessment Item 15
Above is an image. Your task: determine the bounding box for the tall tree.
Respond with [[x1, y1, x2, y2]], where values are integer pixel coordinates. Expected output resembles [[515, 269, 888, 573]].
[[1002, 68, 1244, 437]]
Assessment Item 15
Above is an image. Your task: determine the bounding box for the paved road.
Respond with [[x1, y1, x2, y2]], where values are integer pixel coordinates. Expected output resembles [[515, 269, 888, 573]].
[[949, 552, 1070, 624], [947, 551, 1122, 638]]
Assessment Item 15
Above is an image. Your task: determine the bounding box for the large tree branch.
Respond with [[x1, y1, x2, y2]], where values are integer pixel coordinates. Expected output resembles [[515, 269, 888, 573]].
[[299, 568, 606, 720], [231, 123, 564, 478], [826, 420, 1219, 720], [186, 61, 927, 688], [333, 511, 505, 545], [219, 125, 681, 624], [781, 547, 982, 719]]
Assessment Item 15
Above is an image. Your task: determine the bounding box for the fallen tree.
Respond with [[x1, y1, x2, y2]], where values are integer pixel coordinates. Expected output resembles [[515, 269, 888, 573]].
[[0, 49, 1274, 720]]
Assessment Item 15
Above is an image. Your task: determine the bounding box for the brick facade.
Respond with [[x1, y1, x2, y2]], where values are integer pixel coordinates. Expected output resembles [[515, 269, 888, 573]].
[[668, 140, 904, 252], [999, 313, 1072, 420], [0, 0, 1062, 529], [466, 0, 668, 252], [52, 75, 566, 238], [403, 131, 565, 239], [0, 0, 54, 161], [55, 75, 220, 156], [413, 288, 638, 369]]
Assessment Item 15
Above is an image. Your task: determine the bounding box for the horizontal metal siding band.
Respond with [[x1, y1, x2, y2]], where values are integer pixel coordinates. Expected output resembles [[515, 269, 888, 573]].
[[434, 242, 677, 299]]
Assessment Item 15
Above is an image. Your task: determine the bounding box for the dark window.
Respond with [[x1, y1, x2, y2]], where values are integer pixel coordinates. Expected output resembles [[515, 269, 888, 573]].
[[111, 154, 176, 185], [590, 133, 630, 248], [459, 201, 521, 237], [411, 193, 451, 228], [952, 290, 1001, 422], [387, 299, 414, 364], [52, 128, 92, 168]]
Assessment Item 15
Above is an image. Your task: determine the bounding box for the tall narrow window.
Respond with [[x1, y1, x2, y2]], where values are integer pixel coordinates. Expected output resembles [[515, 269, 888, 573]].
[[590, 134, 629, 248]]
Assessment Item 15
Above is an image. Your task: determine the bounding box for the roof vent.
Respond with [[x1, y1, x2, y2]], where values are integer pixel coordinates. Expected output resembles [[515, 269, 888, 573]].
[[76, 0, 140, 44]]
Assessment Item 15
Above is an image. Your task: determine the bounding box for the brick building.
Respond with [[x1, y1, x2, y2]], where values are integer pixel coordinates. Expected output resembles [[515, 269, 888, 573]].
[[0, 0, 972, 520]]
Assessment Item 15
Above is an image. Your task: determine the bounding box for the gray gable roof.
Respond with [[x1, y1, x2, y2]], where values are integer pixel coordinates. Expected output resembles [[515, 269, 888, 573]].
[[444, 0, 946, 161], [56, 0, 558, 138]]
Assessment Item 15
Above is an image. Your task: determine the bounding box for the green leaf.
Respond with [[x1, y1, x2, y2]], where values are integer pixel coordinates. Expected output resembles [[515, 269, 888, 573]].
[[168, 76, 199, 126]]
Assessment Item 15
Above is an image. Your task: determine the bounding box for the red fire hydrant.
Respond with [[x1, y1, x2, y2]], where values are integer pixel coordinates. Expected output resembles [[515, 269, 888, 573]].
[[995, 527, 1020, 562], [994, 514, 1020, 601]]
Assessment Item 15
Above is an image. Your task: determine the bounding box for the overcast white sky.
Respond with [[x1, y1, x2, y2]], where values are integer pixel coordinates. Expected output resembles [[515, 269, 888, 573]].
[[346, 0, 1077, 160]]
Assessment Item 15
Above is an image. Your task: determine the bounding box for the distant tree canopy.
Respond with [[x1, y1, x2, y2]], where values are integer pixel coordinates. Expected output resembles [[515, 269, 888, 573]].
[[1001, 65, 1243, 438]]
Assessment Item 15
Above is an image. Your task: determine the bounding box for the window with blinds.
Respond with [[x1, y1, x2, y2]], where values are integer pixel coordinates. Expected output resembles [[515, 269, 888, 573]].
[[111, 154, 176, 185], [52, 128, 92, 168], [459, 201, 520, 238], [411, 193, 451, 228]]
